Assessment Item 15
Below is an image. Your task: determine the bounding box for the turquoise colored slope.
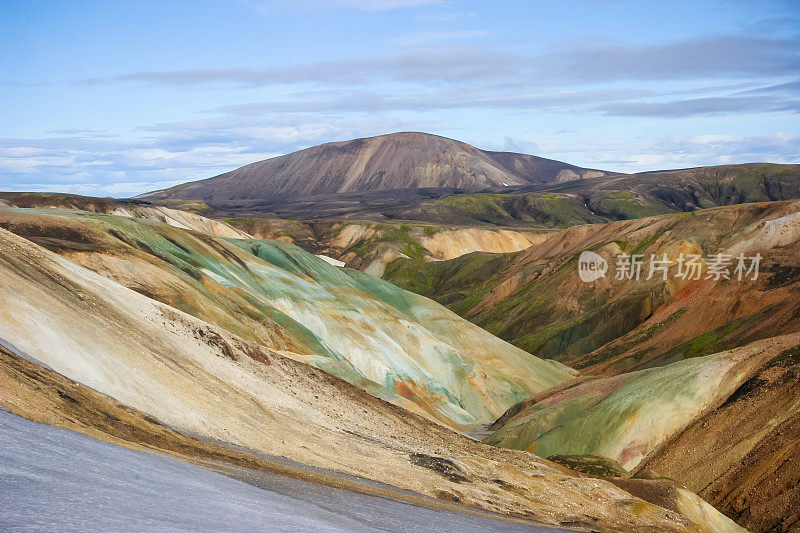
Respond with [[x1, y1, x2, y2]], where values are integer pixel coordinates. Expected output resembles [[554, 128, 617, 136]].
[[229, 238, 575, 426]]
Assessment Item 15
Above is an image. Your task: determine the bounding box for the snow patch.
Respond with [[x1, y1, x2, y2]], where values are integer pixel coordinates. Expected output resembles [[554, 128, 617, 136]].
[[316, 254, 346, 267]]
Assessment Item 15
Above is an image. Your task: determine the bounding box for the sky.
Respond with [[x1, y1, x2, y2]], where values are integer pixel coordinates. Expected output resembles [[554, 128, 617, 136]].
[[1, 0, 798, 197]]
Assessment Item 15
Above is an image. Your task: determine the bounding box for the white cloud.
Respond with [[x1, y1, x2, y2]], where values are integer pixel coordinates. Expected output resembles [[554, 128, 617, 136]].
[[0, 147, 48, 157], [2, 179, 193, 197], [487, 133, 800, 173]]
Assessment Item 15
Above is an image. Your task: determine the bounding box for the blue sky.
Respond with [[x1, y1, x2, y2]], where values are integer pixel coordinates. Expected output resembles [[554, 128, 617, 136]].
[[1, 0, 798, 196]]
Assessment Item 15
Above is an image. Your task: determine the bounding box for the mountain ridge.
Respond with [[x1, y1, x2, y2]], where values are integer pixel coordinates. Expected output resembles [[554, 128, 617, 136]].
[[138, 132, 606, 204]]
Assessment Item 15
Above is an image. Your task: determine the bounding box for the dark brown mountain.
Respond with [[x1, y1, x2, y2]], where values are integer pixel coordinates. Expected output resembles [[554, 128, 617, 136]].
[[219, 162, 797, 223], [138, 132, 605, 205]]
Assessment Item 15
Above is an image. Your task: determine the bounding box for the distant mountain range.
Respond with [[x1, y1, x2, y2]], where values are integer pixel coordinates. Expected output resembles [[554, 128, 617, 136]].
[[138, 132, 606, 205], [137, 132, 800, 225]]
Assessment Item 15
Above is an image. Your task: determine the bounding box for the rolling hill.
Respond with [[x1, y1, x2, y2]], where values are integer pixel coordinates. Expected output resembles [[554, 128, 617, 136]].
[[0, 205, 574, 428], [377, 199, 800, 531], [3, 184, 798, 532]]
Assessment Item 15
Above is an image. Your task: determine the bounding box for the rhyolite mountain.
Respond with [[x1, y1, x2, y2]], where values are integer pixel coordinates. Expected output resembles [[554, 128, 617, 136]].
[[139, 132, 606, 205], [0, 201, 748, 532], [382, 198, 800, 532], [3, 183, 797, 532]]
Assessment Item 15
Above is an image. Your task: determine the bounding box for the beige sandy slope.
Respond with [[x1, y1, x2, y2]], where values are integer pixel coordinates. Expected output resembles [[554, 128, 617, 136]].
[[109, 204, 252, 239], [418, 227, 546, 259]]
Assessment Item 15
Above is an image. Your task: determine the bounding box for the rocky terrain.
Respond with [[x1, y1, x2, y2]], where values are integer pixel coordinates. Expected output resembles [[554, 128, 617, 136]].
[[384, 200, 800, 366], [0, 200, 753, 532]]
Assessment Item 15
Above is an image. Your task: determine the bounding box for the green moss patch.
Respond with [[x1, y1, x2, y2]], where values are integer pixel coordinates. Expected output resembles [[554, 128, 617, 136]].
[[547, 454, 631, 478]]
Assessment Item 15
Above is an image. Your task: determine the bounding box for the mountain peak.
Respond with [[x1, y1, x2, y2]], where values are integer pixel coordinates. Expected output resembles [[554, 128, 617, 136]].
[[139, 132, 605, 204]]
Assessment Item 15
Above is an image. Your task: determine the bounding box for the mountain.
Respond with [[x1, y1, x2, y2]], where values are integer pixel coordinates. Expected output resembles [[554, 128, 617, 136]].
[[138, 132, 606, 206], [162, 162, 795, 222], [379, 199, 800, 531], [370, 163, 800, 223], [0, 201, 746, 532], [384, 199, 800, 367], [0, 204, 573, 427], [484, 334, 800, 533]]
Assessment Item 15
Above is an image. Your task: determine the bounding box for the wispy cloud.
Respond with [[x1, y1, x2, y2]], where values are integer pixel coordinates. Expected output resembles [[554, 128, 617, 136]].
[[597, 95, 800, 118], [415, 11, 475, 22], [236, 0, 445, 14], [84, 34, 799, 125], [539, 35, 800, 82], [496, 133, 800, 173], [46, 128, 118, 138], [336, 0, 446, 11], [1, 179, 192, 197], [740, 79, 800, 95], [89, 35, 800, 88], [89, 48, 525, 87], [202, 87, 652, 115]]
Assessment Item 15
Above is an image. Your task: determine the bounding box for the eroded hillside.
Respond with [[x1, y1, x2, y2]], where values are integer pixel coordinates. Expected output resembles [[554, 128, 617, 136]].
[[0, 206, 744, 532], [0, 206, 572, 428], [385, 200, 800, 372]]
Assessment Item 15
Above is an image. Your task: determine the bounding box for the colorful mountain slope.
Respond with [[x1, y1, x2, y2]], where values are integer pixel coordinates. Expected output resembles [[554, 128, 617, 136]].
[[1, 198, 792, 532], [384, 200, 800, 371], [0, 192, 555, 284], [638, 345, 800, 532], [0, 223, 740, 532], [484, 334, 799, 470], [0, 206, 573, 427]]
